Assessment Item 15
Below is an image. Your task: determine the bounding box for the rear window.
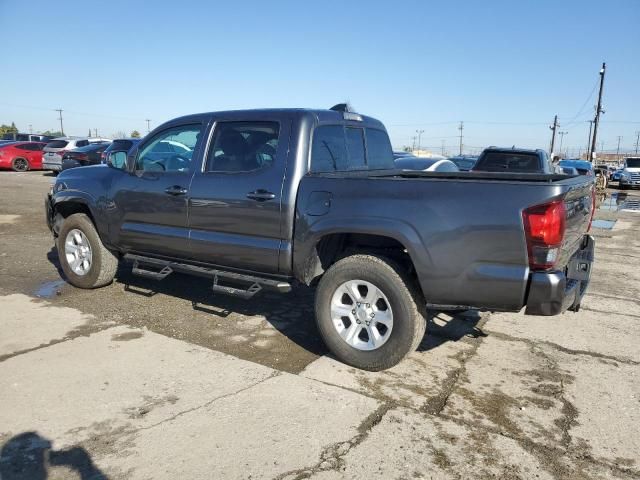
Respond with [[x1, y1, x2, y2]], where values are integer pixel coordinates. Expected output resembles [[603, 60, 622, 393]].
[[76, 140, 89, 147], [475, 152, 541, 172], [112, 140, 133, 151], [46, 140, 69, 149], [310, 125, 394, 172]]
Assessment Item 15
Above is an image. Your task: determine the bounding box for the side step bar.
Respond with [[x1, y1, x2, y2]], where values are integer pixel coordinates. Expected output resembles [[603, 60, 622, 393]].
[[124, 254, 291, 299]]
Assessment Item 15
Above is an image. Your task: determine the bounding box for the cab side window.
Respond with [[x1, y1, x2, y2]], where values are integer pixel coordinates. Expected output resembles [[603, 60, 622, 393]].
[[206, 122, 279, 173], [136, 124, 202, 173]]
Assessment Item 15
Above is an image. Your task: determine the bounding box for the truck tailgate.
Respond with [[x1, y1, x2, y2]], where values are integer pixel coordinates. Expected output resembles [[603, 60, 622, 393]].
[[559, 180, 595, 268]]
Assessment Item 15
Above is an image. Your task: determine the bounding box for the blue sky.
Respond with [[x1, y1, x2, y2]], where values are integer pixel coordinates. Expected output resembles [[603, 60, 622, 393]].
[[1, 0, 638, 155]]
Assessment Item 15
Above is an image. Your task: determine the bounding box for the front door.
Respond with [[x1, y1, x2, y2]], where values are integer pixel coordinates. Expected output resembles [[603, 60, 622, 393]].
[[109, 122, 205, 259], [188, 118, 291, 274]]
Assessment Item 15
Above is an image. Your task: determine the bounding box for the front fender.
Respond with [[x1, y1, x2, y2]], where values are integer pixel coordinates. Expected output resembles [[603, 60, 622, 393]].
[[50, 190, 109, 243]]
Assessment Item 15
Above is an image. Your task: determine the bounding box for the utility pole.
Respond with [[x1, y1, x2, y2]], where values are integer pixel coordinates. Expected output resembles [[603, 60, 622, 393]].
[[549, 115, 559, 154], [558, 131, 568, 156], [586, 120, 594, 161], [616, 136, 622, 161], [28, 124, 33, 134], [458, 121, 464, 155], [634, 131, 640, 154], [145, 119, 151, 133], [411, 136, 417, 151], [589, 62, 606, 163], [94, 128, 98, 137], [416, 129, 424, 152], [55, 109, 64, 135], [441, 139, 445, 156]]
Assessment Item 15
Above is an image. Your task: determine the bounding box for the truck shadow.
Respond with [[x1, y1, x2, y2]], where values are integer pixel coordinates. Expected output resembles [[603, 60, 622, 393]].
[[0, 431, 107, 480], [45, 247, 486, 360]]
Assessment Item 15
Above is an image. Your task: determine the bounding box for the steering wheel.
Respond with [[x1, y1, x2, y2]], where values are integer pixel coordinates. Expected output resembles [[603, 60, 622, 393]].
[[167, 155, 190, 171]]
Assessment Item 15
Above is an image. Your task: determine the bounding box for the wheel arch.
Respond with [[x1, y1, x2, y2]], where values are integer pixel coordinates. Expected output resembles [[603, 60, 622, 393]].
[[294, 218, 431, 295]]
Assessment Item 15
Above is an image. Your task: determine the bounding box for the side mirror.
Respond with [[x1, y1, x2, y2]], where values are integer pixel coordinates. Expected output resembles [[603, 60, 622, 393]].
[[107, 151, 128, 170]]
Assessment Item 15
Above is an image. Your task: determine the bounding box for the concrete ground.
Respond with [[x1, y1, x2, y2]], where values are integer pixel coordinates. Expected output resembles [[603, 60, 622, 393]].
[[0, 171, 638, 480]]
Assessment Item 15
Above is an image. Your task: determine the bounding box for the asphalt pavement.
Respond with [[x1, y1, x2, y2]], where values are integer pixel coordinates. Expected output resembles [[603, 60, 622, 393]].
[[0, 171, 638, 479]]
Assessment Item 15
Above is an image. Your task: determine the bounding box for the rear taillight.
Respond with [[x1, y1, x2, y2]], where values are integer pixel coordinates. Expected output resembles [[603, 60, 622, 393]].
[[522, 200, 566, 270]]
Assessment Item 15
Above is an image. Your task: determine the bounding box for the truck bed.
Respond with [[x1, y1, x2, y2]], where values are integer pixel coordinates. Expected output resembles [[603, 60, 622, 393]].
[[294, 171, 594, 312]]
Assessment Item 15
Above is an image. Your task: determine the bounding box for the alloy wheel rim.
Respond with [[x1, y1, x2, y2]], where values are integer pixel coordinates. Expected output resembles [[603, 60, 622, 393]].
[[14, 159, 28, 171], [64, 229, 93, 276], [330, 279, 393, 351]]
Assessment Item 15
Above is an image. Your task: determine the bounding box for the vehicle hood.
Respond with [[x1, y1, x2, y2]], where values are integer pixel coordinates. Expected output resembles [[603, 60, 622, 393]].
[[54, 164, 113, 194]]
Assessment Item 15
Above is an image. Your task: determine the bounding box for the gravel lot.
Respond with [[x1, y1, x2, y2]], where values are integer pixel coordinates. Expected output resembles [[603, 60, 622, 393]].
[[1, 171, 638, 479]]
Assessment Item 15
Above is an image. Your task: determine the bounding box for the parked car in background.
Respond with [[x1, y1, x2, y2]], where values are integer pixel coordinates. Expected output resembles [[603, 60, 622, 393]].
[[618, 157, 640, 189], [394, 156, 459, 172], [560, 166, 579, 175], [611, 167, 624, 181], [42, 137, 111, 172], [393, 151, 415, 160], [448, 155, 477, 171], [472, 148, 560, 174], [61, 143, 112, 171], [558, 159, 594, 176], [593, 165, 609, 189], [0, 141, 46, 171], [2, 132, 55, 143], [100, 138, 142, 164]]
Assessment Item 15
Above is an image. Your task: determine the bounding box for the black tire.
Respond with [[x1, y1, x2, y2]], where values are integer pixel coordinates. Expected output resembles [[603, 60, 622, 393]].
[[11, 157, 29, 172], [315, 254, 426, 371], [57, 213, 118, 288]]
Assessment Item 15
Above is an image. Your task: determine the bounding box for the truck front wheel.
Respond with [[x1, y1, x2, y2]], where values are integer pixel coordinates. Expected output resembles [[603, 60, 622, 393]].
[[57, 213, 118, 288], [315, 254, 426, 371]]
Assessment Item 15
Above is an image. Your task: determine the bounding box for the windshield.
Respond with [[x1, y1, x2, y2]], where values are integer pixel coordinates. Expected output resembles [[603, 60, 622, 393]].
[[626, 158, 640, 168]]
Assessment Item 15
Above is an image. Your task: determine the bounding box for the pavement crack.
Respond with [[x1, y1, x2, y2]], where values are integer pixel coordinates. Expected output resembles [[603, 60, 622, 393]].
[[487, 330, 639, 365], [0, 325, 117, 363], [272, 403, 392, 480], [137, 371, 282, 433], [579, 305, 640, 319]]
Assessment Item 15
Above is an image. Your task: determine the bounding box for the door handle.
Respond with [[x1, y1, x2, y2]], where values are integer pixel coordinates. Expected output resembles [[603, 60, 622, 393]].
[[247, 190, 276, 201], [165, 185, 187, 196]]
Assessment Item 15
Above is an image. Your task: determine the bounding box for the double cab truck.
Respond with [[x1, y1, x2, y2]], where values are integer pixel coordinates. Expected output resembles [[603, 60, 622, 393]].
[[46, 106, 596, 370]]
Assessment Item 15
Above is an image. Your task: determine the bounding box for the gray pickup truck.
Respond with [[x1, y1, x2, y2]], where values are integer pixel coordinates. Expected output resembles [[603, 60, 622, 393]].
[[45, 106, 595, 370]]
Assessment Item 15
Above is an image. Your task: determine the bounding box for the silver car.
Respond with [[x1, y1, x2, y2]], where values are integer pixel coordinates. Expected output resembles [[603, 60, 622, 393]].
[[42, 137, 111, 172]]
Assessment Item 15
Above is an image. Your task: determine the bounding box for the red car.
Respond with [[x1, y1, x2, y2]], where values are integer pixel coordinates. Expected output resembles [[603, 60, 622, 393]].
[[0, 142, 47, 171]]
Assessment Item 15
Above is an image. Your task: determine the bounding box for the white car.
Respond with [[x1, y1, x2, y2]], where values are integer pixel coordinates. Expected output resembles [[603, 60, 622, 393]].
[[394, 156, 460, 172], [42, 137, 111, 172]]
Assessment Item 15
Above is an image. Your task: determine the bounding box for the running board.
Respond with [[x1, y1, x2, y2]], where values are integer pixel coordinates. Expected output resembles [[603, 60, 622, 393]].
[[124, 254, 291, 298], [132, 260, 173, 280]]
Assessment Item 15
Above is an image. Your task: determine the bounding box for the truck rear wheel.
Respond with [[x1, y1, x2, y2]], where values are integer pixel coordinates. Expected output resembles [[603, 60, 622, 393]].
[[315, 254, 426, 371], [57, 213, 118, 289]]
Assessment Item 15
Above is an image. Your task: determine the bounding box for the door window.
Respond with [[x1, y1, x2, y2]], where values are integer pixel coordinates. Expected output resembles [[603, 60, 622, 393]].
[[206, 122, 279, 173], [136, 124, 202, 172]]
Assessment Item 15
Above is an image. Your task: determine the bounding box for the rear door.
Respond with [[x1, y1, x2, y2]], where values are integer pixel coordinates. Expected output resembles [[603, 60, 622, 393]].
[[109, 122, 205, 259], [187, 117, 291, 274]]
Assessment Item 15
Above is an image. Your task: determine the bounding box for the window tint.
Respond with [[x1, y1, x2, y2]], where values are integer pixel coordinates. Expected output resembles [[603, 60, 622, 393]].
[[474, 152, 541, 172], [136, 124, 201, 172], [112, 140, 133, 151], [365, 128, 394, 169], [18, 143, 39, 151], [310, 126, 348, 172], [46, 140, 68, 149], [75, 140, 89, 147], [206, 122, 279, 172], [345, 128, 366, 170]]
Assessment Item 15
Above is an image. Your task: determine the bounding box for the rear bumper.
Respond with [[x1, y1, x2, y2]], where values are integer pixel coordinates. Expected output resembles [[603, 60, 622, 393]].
[[43, 161, 62, 171], [524, 235, 594, 315]]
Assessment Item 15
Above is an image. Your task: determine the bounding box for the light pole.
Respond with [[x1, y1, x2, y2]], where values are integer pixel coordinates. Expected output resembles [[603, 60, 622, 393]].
[[416, 130, 424, 152], [558, 131, 568, 156], [616, 136, 622, 161]]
